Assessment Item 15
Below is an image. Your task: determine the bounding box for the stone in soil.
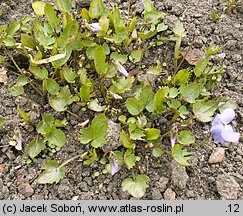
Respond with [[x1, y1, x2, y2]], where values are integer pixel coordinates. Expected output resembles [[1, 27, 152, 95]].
[[171, 160, 189, 189], [216, 173, 241, 199], [164, 188, 176, 200], [208, 147, 225, 164], [18, 182, 34, 198]]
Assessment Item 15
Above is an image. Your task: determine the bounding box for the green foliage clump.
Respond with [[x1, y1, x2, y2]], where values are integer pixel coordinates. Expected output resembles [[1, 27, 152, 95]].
[[0, 0, 228, 198]]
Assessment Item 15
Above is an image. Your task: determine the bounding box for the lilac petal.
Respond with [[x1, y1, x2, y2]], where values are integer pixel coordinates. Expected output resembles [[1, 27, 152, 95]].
[[210, 124, 225, 144], [17, 139, 22, 150], [212, 115, 223, 127], [218, 108, 235, 125], [111, 159, 118, 175], [170, 137, 176, 147], [88, 23, 102, 33], [112, 59, 128, 77], [221, 125, 240, 143]]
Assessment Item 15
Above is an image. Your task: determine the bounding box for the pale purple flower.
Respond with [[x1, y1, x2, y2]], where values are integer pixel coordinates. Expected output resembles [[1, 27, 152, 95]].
[[109, 91, 123, 100], [111, 159, 118, 175], [218, 52, 226, 59], [17, 138, 22, 150], [112, 59, 129, 77], [210, 108, 240, 144], [87, 23, 102, 33], [170, 136, 176, 147]]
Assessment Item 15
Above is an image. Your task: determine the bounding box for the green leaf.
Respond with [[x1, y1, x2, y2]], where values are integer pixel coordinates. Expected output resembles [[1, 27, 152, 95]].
[[80, 86, 90, 102], [129, 49, 143, 63], [84, 149, 97, 165], [37, 160, 66, 184], [113, 8, 128, 41], [206, 45, 222, 56], [157, 23, 168, 32], [177, 130, 195, 145], [32, 1, 46, 16], [173, 69, 190, 86], [21, 34, 36, 50], [172, 144, 191, 166], [6, 21, 20, 36], [143, 0, 165, 23], [120, 130, 133, 148], [89, 0, 109, 19], [27, 138, 46, 159], [88, 98, 106, 112], [79, 115, 108, 148], [8, 85, 24, 97], [81, 8, 90, 20], [44, 78, 60, 95], [62, 66, 76, 83], [94, 46, 108, 74], [130, 128, 145, 140], [52, 44, 72, 68], [179, 105, 189, 119], [180, 83, 202, 103], [193, 100, 218, 122], [110, 52, 127, 64], [17, 106, 30, 123], [126, 98, 144, 115], [29, 65, 48, 80], [138, 30, 157, 41], [122, 175, 149, 198], [167, 99, 181, 109], [137, 85, 154, 112], [173, 21, 187, 38], [152, 147, 163, 158], [0, 115, 4, 129], [153, 88, 165, 114], [46, 128, 66, 148], [54, 0, 72, 13], [124, 149, 139, 170], [211, 10, 217, 22], [49, 86, 73, 112], [145, 128, 160, 140], [36, 114, 54, 135], [3, 36, 16, 47], [44, 3, 60, 29], [194, 56, 209, 77], [109, 77, 134, 94], [129, 17, 137, 32], [16, 76, 29, 86], [97, 16, 110, 36]]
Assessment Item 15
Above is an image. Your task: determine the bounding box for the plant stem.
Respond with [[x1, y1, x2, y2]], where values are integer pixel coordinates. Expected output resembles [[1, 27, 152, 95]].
[[59, 152, 88, 168], [3, 46, 43, 96], [66, 109, 82, 120], [173, 37, 181, 75]]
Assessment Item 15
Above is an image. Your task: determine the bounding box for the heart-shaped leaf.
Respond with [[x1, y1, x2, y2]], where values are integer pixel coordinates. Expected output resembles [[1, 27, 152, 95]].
[[37, 160, 66, 184], [177, 130, 195, 145], [122, 175, 149, 198], [193, 100, 218, 122], [126, 98, 144, 116], [172, 144, 191, 166], [27, 138, 46, 159]]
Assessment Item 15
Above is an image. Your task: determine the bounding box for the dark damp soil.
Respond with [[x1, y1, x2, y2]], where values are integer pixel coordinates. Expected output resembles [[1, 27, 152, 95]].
[[0, 0, 242, 200]]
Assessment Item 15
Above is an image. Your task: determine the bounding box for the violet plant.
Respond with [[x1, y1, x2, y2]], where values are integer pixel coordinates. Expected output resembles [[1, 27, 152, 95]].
[[0, 0, 240, 198]]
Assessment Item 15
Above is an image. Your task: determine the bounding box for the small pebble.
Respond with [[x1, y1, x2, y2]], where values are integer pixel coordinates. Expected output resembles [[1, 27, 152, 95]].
[[208, 147, 225, 164], [164, 188, 176, 200]]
